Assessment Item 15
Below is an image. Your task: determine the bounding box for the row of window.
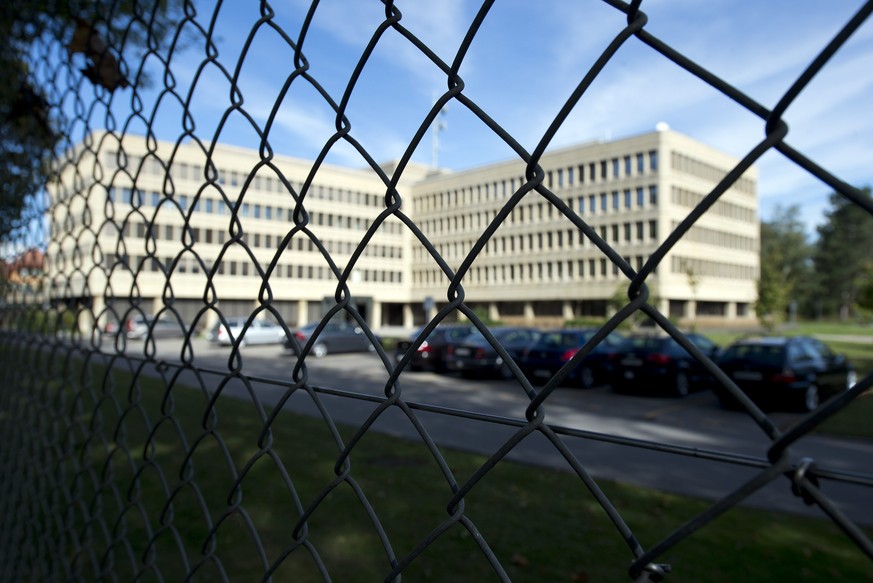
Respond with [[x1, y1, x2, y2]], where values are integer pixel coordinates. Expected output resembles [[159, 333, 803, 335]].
[[108, 188, 392, 228], [417, 151, 658, 213], [109, 188, 404, 234], [671, 187, 757, 223], [413, 255, 656, 287], [671, 152, 755, 195], [104, 254, 404, 284], [104, 153, 387, 206], [674, 222, 757, 252], [123, 223, 403, 259], [413, 221, 659, 263], [418, 185, 658, 236], [670, 256, 756, 280]]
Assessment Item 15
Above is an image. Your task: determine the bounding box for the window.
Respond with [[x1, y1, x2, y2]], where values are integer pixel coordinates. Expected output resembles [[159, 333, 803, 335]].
[[636, 187, 644, 207], [624, 189, 631, 209], [205, 199, 214, 213], [179, 195, 189, 211], [600, 160, 607, 180], [612, 191, 619, 210], [649, 185, 658, 205], [151, 192, 160, 206], [612, 158, 619, 178], [636, 152, 644, 173], [254, 204, 261, 219], [649, 150, 658, 171], [649, 220, 658, 240], [624, 155, 631, 176], [265, 206, 272, 220], [600, 192, 607, 211], [589, 195, 596, 214]]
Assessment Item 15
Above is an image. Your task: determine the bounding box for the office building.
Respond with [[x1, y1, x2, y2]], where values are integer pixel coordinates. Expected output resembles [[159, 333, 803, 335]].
[[46, 127, 758, 331]]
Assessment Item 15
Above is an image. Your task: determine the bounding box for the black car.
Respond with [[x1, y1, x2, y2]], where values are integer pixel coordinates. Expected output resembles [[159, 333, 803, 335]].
[[395, 324, 476, 372], [518, 328, 624, 389], [284, 320, 377, 357], [606, 332, 720, 397], [445, 326, 541, 379], [715, 336, 856, 412]]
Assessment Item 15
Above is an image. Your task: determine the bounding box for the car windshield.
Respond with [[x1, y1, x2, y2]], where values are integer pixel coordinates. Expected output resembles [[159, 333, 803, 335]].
[[620, 337, 671, 351], [539, 331, 590, 348]]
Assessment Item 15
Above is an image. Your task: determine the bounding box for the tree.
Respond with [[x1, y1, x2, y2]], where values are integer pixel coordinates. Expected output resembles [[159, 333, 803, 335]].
[[756, 205, 813, 328], [813, 187, 873, 320], [0, 0, 181, 241]]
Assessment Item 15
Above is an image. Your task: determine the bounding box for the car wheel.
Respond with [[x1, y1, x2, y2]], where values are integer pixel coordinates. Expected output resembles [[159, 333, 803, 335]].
[[497, 363, 514, 380], [577, 366, 595, 390], [847, 369, 858, 390], [675, 371, 690, 397], [312, 342, 328, 358], [802, 385, 820, 413]]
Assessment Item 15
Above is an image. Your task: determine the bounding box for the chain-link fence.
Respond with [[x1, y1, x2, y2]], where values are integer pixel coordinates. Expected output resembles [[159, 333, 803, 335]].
[[2, 1, 873, 581]]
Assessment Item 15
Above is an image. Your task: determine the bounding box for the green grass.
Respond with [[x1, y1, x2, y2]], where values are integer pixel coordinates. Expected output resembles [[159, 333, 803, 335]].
[[3, 344, 872, 582]]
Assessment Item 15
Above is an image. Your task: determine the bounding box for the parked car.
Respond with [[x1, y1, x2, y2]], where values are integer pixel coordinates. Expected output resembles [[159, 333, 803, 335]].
[[445, 326, 542, 378], [518, 328, 624, 389], [606, 332, 720, 397], [124, 315, 186, 340], [715, 336, 856, 412], [210, 317, 286, 346], [395, 324, 476, 372], [284, 320, 377, 357]]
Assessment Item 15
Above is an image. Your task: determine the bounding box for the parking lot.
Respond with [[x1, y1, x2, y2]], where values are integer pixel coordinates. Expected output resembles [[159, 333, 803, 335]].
[[96, 333, 873, 523]]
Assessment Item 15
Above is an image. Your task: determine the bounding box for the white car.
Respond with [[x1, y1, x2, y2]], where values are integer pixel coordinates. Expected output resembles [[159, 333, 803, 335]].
[[209, 317, 286, 346], [124, 316, 185, 340]]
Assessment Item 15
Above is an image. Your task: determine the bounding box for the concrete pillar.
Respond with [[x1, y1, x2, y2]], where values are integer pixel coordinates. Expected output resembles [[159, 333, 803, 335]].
[[524, 301, 535, 323], [87, 294, 105, 334], [488, 302, 500, 322], [204, 309, 220, 332], [562, 300, 575, 321], [297, 299, 309, 326], [403, 303, 414, 328], [687, 300, 697, 320], [371, 301, 383, 328]]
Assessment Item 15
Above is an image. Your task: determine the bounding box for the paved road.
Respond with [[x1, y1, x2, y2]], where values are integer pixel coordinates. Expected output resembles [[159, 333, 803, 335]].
[[115, 336, 873, 526]]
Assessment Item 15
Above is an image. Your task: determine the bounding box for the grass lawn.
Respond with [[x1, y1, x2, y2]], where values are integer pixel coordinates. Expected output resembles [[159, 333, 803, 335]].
[[3, 345, 871, 582]]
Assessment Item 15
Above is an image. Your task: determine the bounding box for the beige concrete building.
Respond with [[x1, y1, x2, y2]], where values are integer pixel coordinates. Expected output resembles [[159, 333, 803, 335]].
[[46, 128, 758, 332]]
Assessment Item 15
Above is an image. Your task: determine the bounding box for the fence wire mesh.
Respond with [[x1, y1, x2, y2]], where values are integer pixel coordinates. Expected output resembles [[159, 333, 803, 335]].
[[2, 0, 873, 581]]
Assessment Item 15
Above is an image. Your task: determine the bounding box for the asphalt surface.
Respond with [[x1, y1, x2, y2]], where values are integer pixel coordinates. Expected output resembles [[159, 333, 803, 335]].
[[109, 336, 873, 526]]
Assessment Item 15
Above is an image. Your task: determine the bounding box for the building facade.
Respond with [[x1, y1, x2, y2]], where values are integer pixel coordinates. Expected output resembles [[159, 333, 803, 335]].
[[46, 128, 758, 332]]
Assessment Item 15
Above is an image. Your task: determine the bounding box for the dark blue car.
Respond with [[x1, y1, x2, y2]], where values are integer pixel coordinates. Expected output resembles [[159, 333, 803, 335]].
[[518, 328, 624, 389], [606, 332, 720, 397], [445, 326, 541, 379]]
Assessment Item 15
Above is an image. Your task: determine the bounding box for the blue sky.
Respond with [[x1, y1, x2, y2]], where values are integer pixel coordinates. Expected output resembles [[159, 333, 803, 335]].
[[128, 0, 873, 234]]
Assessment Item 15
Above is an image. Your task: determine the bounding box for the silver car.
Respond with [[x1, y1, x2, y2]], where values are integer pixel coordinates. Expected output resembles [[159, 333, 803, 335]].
[[124, 316, 185, 340], [209, 317, 287, 346]]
